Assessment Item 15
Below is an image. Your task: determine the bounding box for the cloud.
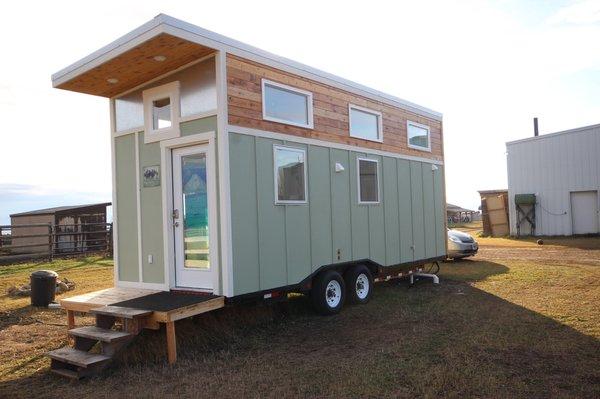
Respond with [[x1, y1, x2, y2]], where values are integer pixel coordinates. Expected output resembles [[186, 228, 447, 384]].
[[547, 0, 600, 25]]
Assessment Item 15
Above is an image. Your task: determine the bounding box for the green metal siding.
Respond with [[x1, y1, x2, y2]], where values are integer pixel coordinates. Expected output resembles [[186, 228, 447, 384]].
[[368, 155, 386, 265], [181, 116, 217, 136], [229, 133, 446, 296], [285, 203, 311, 284], [330, 149, 352, 263], [350, 153, 369, 260], [229, 133, 260, 294], [308, 146, 333, 270], [382, 157, 400, 265], [256, 137, 286, 291], [397, 159, 414, 263], [422, 162, 437, 259], [115, 134, 139, 282], [410, 161, 425, 260], [138, 133, 165, 284], [434, 166, 447, 255]]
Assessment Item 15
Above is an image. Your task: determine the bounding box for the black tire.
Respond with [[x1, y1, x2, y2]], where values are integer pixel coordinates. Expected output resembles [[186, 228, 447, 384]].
[[344, 265, 373, 305], [311, 270, 345, 315]]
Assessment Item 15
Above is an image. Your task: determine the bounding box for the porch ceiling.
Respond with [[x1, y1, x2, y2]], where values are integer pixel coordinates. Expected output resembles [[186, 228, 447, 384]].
[[54, 33, 215, 98]]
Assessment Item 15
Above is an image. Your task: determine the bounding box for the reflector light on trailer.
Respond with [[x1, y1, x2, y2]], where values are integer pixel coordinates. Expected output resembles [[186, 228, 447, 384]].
[[263, 291, 281, 299]]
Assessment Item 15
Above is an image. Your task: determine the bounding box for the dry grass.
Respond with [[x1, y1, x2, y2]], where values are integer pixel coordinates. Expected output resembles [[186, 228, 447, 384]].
[[0, 238, 599, 398], [0, 257, 113, 385]]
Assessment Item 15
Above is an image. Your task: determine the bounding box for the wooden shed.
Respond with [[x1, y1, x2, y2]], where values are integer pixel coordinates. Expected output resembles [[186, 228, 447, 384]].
[[478, 190, 509, 236], [9, 203, 110, 254]]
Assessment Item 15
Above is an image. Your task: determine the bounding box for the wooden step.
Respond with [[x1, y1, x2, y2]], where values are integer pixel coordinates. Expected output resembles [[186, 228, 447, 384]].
[[48, 347, 111, 368], [69, 326, 132, 343], [90, 305, 152, 319], [50, 367, 80, 380]]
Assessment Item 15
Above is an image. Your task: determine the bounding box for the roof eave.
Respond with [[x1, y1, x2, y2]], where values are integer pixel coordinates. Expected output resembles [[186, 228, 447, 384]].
[[52, 14, 443, 121]]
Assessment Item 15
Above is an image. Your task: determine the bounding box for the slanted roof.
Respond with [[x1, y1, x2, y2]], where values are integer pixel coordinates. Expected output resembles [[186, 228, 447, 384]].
[[478, 189, 508, 195], [52, 14, 442, 121], [10, 202, 111, 217], [446, 203, 477, 214], [506, 122, 600, 146]]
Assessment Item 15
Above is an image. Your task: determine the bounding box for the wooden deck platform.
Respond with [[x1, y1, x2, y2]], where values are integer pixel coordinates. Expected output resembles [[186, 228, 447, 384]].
[[59, 287, 225, 365], [60, 287, 160, 313]]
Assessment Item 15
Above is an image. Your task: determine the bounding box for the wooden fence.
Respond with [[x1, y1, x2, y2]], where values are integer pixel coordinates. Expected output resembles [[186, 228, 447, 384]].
[[0, 222, 112, 263]]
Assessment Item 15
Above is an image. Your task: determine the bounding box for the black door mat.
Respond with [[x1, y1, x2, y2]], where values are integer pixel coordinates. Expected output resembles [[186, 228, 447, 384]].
[[112, 291, 220, 312]]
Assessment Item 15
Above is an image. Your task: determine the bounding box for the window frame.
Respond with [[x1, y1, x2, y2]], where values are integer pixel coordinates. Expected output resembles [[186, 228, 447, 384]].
[[142, 81, 181, 143], [273, 144, 308, 205], [356, 157, 380, 205], [348, 104, 383, 143], [262, 79, 314, 129], [406, 120, 431, 152]]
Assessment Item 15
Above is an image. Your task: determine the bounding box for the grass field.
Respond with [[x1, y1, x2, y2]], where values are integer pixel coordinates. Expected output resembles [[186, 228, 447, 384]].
[[1, 228, 599, 398]]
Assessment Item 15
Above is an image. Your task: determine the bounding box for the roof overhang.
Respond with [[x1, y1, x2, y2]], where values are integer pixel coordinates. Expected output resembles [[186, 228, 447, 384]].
[[52, 18, 215, 97], [52, 14, 443, 120]]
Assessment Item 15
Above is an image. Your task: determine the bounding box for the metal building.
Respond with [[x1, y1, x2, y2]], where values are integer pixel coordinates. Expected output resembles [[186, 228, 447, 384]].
[[506, 123, 600, 236]]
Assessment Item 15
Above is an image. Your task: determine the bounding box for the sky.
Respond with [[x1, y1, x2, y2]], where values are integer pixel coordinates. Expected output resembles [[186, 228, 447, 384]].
[[1, 0, 599, 225]]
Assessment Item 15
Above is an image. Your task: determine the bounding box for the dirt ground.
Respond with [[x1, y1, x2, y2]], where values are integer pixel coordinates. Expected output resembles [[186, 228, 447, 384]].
[[0, 229, 599, 398]]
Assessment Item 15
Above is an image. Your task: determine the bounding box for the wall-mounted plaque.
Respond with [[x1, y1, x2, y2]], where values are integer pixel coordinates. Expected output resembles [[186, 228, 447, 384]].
[[142, 165, 160, 187]]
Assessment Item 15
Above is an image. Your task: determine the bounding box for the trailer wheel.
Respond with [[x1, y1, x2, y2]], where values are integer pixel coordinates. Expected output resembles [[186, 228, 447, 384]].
[[344, 265, 373, 305], [311, 270, 345, 315]]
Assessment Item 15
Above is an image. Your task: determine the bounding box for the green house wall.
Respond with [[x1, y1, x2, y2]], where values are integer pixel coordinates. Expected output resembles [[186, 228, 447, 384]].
[[229, 133, 446, 296], [115, 134, 139, 282], [113, 116, 217, 286]]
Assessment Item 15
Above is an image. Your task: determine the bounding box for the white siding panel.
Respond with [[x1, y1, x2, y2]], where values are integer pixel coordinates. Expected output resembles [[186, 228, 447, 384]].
[[506, 125, 600, 236]]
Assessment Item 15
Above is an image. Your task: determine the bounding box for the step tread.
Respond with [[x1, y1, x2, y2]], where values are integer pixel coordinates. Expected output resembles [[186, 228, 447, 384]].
[[47, 347, 111, 368], [90, 305, 153, 319], [69, 326, 132, 343], [50, 367, 80, 380]]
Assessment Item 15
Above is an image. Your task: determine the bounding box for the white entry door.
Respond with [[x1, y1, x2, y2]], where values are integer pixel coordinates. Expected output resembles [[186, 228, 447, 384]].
[[570, 191, 599, 235], [172, 145, 217, 290]]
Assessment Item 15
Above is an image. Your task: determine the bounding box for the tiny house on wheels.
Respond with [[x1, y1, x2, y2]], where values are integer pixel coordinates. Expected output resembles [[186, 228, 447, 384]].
[[48, 14, 446, 377]]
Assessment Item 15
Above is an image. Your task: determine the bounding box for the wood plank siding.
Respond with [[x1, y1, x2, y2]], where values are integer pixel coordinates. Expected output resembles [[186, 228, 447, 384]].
[[57, 34, 215, 97], [226, 54, 443, 161]]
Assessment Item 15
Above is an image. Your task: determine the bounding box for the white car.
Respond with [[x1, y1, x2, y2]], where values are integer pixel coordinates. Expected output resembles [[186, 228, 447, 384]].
[[447, 229, 478, 259]]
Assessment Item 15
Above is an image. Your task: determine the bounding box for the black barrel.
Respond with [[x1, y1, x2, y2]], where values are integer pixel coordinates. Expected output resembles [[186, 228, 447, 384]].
[[30, 270, 58, 307]]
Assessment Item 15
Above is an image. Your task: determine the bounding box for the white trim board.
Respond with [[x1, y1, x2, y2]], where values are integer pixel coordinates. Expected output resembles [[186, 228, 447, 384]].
[[109, 100, 119, 287], [134, 132, 143, 283], [216, 50, 234, 298], [228, 124, 444, 166], [112, 110, 217, 138], [51, 14, 442, 122]]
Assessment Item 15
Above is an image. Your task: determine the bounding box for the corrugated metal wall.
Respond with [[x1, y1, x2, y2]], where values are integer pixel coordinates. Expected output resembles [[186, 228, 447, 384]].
[[506, 125, 600, 236], [229, 132, 446, 296]]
